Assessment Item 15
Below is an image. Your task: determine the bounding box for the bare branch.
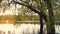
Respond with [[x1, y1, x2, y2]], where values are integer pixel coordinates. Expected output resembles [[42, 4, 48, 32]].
[[20, 0, 29, 5], [9, 1, 40, 14]]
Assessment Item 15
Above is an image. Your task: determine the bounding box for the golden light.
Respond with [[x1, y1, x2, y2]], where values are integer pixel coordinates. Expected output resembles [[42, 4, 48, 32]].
[[6, 20, 9, 23]]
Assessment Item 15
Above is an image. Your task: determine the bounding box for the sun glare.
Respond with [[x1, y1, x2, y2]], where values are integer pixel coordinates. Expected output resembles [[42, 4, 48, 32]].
[[6, 20, 9, 23]]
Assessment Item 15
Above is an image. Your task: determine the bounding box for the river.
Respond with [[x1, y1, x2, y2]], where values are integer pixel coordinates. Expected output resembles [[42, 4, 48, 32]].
[[0, 24, 59, 34]]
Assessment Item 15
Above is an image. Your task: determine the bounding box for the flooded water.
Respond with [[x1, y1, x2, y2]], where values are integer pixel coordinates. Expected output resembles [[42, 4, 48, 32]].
[[0, 24, 60, 34]]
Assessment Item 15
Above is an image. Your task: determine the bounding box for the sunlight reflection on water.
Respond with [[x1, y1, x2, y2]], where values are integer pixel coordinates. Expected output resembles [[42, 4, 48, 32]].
[[0, 24, 60, 34], [0, 24, 40, 34]]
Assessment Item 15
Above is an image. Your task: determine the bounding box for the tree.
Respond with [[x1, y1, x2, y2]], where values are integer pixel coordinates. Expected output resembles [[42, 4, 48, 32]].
[[1, 0, 60, 34], [0, 0, 2, 3], [9, 0, 47, 34], [44, 0, 55, 34]]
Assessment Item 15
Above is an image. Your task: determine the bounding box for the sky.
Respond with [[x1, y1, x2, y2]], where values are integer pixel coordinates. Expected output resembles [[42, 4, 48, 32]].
[[0, 0, 38, 16], [0, 0, 22, 16]]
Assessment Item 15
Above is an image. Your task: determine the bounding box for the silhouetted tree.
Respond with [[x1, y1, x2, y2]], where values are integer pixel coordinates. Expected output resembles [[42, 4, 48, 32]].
[[9, 0, 47, 34], [44, 0, 55, 34]]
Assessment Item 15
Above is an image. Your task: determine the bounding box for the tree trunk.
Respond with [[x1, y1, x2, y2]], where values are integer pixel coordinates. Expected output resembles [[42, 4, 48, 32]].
[[44, 0, 55, 34], [39, 13, 43, 34]]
